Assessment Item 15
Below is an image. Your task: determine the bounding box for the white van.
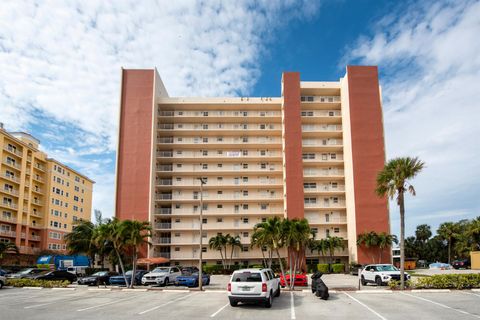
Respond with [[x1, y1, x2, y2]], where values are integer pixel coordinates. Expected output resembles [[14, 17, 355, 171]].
[[227, 268, 280, 308], [66, 266, 87, 277]]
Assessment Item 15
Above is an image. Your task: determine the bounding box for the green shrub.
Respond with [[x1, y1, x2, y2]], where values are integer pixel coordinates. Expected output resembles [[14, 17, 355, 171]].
[[388, 280, 399, 289], [331, 264, 345, 273], [414, 274, 480, 289], [6, 279, 70, 288], [317, 264, 329, 273]]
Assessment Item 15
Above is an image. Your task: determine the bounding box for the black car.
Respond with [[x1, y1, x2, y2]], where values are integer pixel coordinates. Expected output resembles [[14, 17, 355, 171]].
[[78, 271, 118, 286], [29, 270, 78, 283], [181, 266, 199, 275], [452, 259, 470, 269], [7, 268, 47, 279]]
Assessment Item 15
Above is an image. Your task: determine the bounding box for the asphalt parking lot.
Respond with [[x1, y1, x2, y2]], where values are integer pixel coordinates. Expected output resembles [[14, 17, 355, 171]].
[[1, 287, 479, 320]]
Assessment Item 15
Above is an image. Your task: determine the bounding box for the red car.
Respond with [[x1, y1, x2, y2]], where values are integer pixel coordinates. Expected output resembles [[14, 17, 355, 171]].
[[279, 273, 308, 287]]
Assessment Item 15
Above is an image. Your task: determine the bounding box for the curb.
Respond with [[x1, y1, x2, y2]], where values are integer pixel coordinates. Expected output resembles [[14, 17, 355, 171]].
[[355, 290, 392, 294], [52, 288, 76, 291], [22, 287, 43, 290], [122, 288, 148, 292], [411, 289, 451, 293], [472, 289, 480, 292], [163, 289, 190, 293], [88, 288, 112, 291]]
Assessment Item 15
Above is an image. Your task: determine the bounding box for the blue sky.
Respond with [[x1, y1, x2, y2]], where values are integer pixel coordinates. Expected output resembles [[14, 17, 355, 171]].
[[0, 0, 479, 237]]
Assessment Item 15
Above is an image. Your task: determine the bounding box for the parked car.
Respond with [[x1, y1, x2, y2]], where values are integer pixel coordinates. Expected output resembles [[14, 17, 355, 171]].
[[28, 270, 77, 283], [77, 271, 118, 286], [0, 275, 5, 289], [141, 266, 182, 286], [7, 268, 47, 279], [0, 268, 12, 277], [181, 266, 199, 275], [109, 270, 149, 286], [452, 259, 470, 269], [228, 268, 280, 308], [66, 266, 87, 277], [279, 272, 308, 287], [175, 272, 210, 287], [360, 264, 410, 286], [429, 262, 452, 270]]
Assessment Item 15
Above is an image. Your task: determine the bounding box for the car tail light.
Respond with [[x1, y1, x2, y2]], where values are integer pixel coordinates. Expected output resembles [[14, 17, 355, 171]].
[[227, 283, 231, 292], [262, 283, 267, 292]]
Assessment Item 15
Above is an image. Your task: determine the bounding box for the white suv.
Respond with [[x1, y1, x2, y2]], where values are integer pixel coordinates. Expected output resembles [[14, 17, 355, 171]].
[[360, 264, 410, 286], [141, 266, 182, 286], [228, 268, 280, 308]]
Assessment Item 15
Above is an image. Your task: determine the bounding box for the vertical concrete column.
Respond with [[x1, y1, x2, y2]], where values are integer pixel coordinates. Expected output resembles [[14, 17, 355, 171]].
[[282, 72, 305, 219], [346, 66, 391, 263]]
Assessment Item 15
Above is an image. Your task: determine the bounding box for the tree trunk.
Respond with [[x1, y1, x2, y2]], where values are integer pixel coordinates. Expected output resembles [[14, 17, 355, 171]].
[[275, 248, 286, 287], [268, 250, 273, 269], [447, 239, 451, 265], [130, 249, 137, 288], [115, 246, 128, 287], [230, 246, 235, 269], [224, 246, 228, 269], [218, 249, 225, 269], [291, 250, 298, 290], [399, 191, 406, 290], [260, 248, 267, 267]]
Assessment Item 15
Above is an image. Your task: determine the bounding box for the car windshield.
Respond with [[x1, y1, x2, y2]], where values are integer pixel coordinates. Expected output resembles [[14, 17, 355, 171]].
[[232, 272, 262, 282], [376, 265, 398, 272], [152, 268, 169, 273], [37, 271, 51, 276], [92, 271, 108, 276], [18, 268, 34, 274], [125, 271, 133, 276]]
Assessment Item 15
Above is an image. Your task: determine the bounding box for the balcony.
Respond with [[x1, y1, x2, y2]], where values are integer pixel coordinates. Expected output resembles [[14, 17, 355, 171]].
[[2, 174, 20, 183], [157, 123, 282, 135], [32, 175, 44, 183], [152, 238, 171, 244], [30, 235, 41, 241], [0, 230, 16, 237], [30, 223, 42, 229], [0, 202, 17, 210], [3, 145, 23, 157], [155, 194, 172, 200], [308, 217, 347, 225], [0, 188, 19, 197], [156, 164, 282, 176], [155, 208, 172, 215], [3, 160, 21, 170], [0, 215, 16, 223], [31, 200, 43, 206], [304, 185, 346, 193], [34, 164, 46, 172], [156, 150, 282, 162], [155, 194, 283, 203], [301, 96, 341, 103], [157, 151, 173, 157], [19, 246, 41, 254], [157, 178, 282, 189], [158, 110, 282, 122], [157, 137, 283, 149], [169, 209, 284, 217], [303, 169, 345, 178], [304, 201, 346, 209], [153, 252, 171, 259], [157, 179, 173, 186]]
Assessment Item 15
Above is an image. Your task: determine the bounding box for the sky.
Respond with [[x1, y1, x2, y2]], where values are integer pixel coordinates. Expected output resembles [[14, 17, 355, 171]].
[[0, 0, 479, 237]]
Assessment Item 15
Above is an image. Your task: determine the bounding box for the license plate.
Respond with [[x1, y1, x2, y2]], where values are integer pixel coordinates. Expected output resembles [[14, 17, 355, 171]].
[[241, 287, 251, 291]]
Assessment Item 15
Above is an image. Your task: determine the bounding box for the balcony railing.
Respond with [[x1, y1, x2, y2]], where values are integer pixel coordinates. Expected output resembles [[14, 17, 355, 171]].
[[155, 194, 173, 200], [155, 208, 172, 215], [33, 175, 44, 182], [32, 188, 43, 194], [304, 201, 346, 208], [157, 151, 173, 157], [1, 188, 19, 196], [156, 150, 282, 159], [304, 185, 346, 192], [301, 110, 341, 117], [34, 164, 45, 171], [302, 139, 343, 146], [303, 169, 345, 177], [2, 174, 19, 183], [158, 110, 281, 118], [1, 202, 17, 209], [158, 123, 174, 129], [157, 179, 172, 186], [161, 137, 282, 145], [152, 238, 171, 244], [19, 246, 41, 254], [30, 235, 41, 241], [3, 145, 23, 157], [157, 165, 173, 172], [32, 200, 43, 206], [0, 230, 16, 237], [158, 123, 281, 131], [155, 223, 172, 229], [3, 160, 21, 170], [154, 252, 171, 259], [0, 215, 16, 223], [301, 124, 342, 132], [158, 137, 174, 143], [301, 96, 341, 103]]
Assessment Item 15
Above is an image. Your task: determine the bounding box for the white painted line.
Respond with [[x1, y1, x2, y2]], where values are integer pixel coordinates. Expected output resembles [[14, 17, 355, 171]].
[[411, 289, 450, 293], [204, 290, 227, 293], [355, 290, 392, 294], [210, 303, 229, 318], [290, 292, 296, 320], [51, 288, 76, 291], [138, 293, 196, 315], [472, 289, 480, 292], [400, 292, 480, 319], [163, 289, 190, 293], [22, 287, 43, 290], [462, 291, 480, 298], [122, 288, 148, 292], [343, 292, 388, 320], [77, 297, 132, 312]]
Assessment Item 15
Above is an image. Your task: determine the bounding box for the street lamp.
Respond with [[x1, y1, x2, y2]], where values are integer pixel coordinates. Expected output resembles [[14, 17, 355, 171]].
[[197, 177, 206, 291]]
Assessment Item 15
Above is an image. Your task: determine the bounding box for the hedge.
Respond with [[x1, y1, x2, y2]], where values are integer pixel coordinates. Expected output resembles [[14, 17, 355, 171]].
[[6, 279, 70, 288], [317, 264, 329, 273], [331, 264, 345, 273], [414, 274, 480, 289]]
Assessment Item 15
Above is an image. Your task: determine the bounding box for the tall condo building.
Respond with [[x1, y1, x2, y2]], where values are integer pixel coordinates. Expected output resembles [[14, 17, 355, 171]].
[[0, 127, 94, 255], [115, 66, 390, 266]]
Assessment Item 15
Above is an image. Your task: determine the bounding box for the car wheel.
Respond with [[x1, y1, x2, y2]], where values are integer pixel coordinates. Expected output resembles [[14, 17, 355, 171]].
[[230, 300, 238, 307], [164, 278, 169, 287], [375, 277, 383, 286], [274, 287, 280, 297], [265, 292, 273, 308], [361, 276, 366, 286]]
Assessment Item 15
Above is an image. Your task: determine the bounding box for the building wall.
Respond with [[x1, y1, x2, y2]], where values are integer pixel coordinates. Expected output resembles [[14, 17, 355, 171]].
[[0, 129, 93, 256]]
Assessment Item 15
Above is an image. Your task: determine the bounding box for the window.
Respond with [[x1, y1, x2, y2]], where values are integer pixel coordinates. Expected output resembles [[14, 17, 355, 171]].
[[260, 163, 267, 169], [260, 124, 266, 129], [260, 204, 268, 210], [234, 205, 239, 213], [242, 177, 248, 183], [304, 183, 316, 189], [261, 217, 267, 223], [242, 150, 248, 156], [330, 153, 337, 160], [202, 124, 208, 129], [203, 137, 208, 143], [202, 164, 208, 169], [217, 137, 223, 142], [243, 218, 249, 224], [242, 137, 248, 143], [334, 227, 340, 233], [175, 204, 181, 209], [217, 204, 223, 209], [217, 191, 222, 195], [202, 247, 207, 253], [202, 218, 208, 224], [304, 198, 317, 204], [242, 246, 249, 252], [243, 232, 249, 238], [242, 163, 248, 169], [175, 247, 180, 252], [175, 218, 181, 223], [331, 182, 338, 189], [243, 191, 248, 196], [333, 197, 339, 204], [73, 196, 79, 201], [242, 204, 248, 210], [217, 163, 222, 168], [260, 150, 266, 156], [175, 233, 180, 237], [202, 150, 208, 156], [216, 218, 223, 223]]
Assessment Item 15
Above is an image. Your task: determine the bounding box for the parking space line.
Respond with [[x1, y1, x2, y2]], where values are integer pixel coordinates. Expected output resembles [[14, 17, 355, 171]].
[[137, 293, 196, 315], [77, 296, 136, 312], [210, 303, 229, 318], [343, 292, 388, 320], [25, 292, 101, 309], [400, 293, 480, 319], [290, 292, 296, 320], [462, 292, 480, 298]]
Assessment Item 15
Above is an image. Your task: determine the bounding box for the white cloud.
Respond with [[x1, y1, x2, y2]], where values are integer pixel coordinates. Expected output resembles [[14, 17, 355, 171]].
[[345, 0, 480, 235], [0, 0, 320, 219]]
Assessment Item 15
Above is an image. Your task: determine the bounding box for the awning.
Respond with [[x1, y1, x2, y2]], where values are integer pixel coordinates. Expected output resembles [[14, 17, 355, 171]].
[[137, 257, 170, 265]]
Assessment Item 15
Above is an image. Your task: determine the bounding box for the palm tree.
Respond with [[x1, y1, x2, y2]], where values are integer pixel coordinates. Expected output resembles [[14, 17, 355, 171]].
[[64, 220, 97, 267], [283, 218, 311, 289], [376, 156, 425, 290], [227, 235, 242, 269], [252, 217, 287, 283], [119, 220, 152, 288], [326, 236, 345, 267], [415, 224, 432, 242], [438, 222, 457, 264], [377, 232, 398, 263], [251, 230, 268, 267], [308, 238, 328, 264], [468, 217, 480, 251], [94, 218, 128, 285], [208, 235, 227, 269], [0, 241, 19, 259], [356, 231, 379, 263]]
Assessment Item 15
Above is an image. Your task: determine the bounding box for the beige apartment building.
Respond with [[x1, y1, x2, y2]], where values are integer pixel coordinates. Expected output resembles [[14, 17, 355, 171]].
[[116, 66, 391, 266], [0, 126, 93, 255]]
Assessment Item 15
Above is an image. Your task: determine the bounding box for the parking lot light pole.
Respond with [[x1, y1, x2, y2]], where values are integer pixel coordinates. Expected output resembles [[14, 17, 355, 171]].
[[197, 177, 206, 291]]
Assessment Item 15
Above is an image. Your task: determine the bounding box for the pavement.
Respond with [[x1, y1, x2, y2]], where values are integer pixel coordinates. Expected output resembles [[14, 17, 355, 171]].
[[1, 286, 480, 320]]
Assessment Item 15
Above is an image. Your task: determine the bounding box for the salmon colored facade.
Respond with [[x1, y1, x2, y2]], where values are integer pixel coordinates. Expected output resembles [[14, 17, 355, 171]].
[[115, 66, 390, 266]]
